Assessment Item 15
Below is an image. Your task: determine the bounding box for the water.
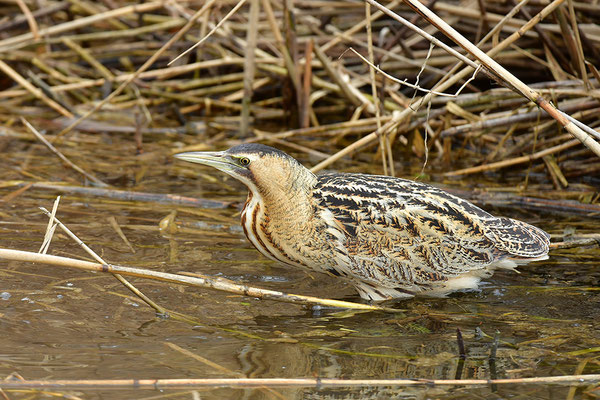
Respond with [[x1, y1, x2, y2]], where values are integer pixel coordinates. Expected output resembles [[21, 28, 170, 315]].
[[0, 136, 598, 399]]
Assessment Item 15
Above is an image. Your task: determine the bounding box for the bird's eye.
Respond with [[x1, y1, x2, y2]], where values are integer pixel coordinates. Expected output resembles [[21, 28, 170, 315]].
[[239, 157, 251, 166]]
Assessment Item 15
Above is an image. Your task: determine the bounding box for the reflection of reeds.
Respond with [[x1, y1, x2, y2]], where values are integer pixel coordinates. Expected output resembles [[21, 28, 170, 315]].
[[0, 0, 599, 191]]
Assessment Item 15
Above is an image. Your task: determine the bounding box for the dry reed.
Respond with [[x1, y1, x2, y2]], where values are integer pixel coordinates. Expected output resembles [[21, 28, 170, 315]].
[[0, 0, 598, 185]]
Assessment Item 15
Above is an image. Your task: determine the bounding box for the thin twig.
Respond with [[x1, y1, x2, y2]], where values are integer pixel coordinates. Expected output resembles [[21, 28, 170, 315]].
[[347, 47, 481, 97], [0, 1, 165, 51], [15, 0, 39, 39], [8, 182, 232, 208], [39, 196, 60, 254], [38, 208, 167, 315], [21, 118, 108, 187], [240, 0, 259, 136], [444, 139, 580, 176], [169, 0, 247, 65], [0, 61, 74, 118]]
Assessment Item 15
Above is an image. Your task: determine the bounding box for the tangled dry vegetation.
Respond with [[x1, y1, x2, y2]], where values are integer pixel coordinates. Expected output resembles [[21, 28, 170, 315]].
[[0, 0, 599, 209]]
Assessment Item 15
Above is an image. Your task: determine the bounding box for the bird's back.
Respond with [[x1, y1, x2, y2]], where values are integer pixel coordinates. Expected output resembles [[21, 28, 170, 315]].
[[313, 172, 550, 299]]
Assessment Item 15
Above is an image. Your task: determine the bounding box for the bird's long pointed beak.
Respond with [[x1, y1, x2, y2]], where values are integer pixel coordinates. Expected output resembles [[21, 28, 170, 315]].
[[174, 151, 236, 172]]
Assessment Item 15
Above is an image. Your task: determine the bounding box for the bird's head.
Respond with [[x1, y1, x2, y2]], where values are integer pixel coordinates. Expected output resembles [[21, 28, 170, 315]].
[[175, 144, 316, 197]]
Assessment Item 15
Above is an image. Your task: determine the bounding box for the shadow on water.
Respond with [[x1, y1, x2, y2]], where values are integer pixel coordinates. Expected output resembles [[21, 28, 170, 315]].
[[0, 134, 599, 399]]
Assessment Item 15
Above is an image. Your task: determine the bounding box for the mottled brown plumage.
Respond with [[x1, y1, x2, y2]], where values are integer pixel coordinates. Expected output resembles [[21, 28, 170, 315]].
[[175, 144, 550, 301]]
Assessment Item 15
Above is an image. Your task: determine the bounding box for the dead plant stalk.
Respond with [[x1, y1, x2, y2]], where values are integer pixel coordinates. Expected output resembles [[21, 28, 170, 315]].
[[0, 248, 399, 313], [370, 0, 600, 157], [0, 375, 598, 390]]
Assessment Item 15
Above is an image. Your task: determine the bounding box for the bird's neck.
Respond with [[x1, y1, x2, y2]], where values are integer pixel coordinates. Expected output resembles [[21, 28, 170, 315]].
[[241, 167, 326, 270], [255, 166, 317, 216]]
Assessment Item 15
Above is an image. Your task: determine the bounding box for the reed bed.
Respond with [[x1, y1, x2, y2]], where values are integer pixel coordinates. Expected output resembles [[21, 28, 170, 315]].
[[2, 3, 600, 397], [2, 1, 599, 313], [0, 0, 599, 199]]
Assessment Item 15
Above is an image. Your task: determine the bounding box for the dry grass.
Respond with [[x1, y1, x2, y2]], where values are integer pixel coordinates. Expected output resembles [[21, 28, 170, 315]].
[[0, 0, 599, 202]]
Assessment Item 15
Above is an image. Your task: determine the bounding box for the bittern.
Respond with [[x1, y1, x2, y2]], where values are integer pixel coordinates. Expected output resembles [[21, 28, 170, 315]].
[[175, 144, 550, 301]]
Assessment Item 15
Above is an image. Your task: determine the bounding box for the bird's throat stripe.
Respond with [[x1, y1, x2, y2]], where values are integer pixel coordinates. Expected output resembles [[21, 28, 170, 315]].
[[247, 203, 282, 263], [244, 202, 301, 267], [258, 219, 302, 267]]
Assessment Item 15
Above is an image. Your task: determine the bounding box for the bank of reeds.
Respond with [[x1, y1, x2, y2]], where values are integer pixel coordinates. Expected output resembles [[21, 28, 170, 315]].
[[0, 0, 599, 200]]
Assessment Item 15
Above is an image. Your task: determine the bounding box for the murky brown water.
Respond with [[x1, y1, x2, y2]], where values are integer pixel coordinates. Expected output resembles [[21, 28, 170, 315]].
[[1, 133, 599, 399]]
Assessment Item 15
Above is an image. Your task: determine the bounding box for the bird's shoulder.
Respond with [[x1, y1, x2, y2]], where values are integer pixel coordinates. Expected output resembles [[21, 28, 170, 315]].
[[314, 171, 493, 222], [313, 172, 549, 258]]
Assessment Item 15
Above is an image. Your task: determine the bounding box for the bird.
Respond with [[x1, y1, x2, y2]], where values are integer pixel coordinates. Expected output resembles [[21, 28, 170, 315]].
[[174, 143, 550, 301]]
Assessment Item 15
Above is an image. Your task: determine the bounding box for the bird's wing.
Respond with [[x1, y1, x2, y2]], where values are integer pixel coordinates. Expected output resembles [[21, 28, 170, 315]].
[[314, 173, 548, 286], [483, 217, 550, 259]]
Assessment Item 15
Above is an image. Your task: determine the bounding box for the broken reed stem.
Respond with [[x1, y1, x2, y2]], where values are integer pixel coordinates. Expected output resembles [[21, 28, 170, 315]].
[[0, 248, 400, 313], [0, 1, 166, 51], [0, 60, 74, 118], [300, 39, 314, 129], [165, 342, 243, 377], [39, 196, 60, 254], [0, 375, 598, 390], [62, 37, 114, 81], [169, 0, 246, 65], [240, 0, 259, 136], [311, 117, 400, 173], [440, 99, 599, 137], [108, 216, 136, 254], [21, 118, 108, 187], [365, 3, 388, 176], [15, 0, 39, 40], [445, 139, 580, 176], [314, 44, 365, 110], [38, 207, 168, 315], [7, 181, 232, 208]]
